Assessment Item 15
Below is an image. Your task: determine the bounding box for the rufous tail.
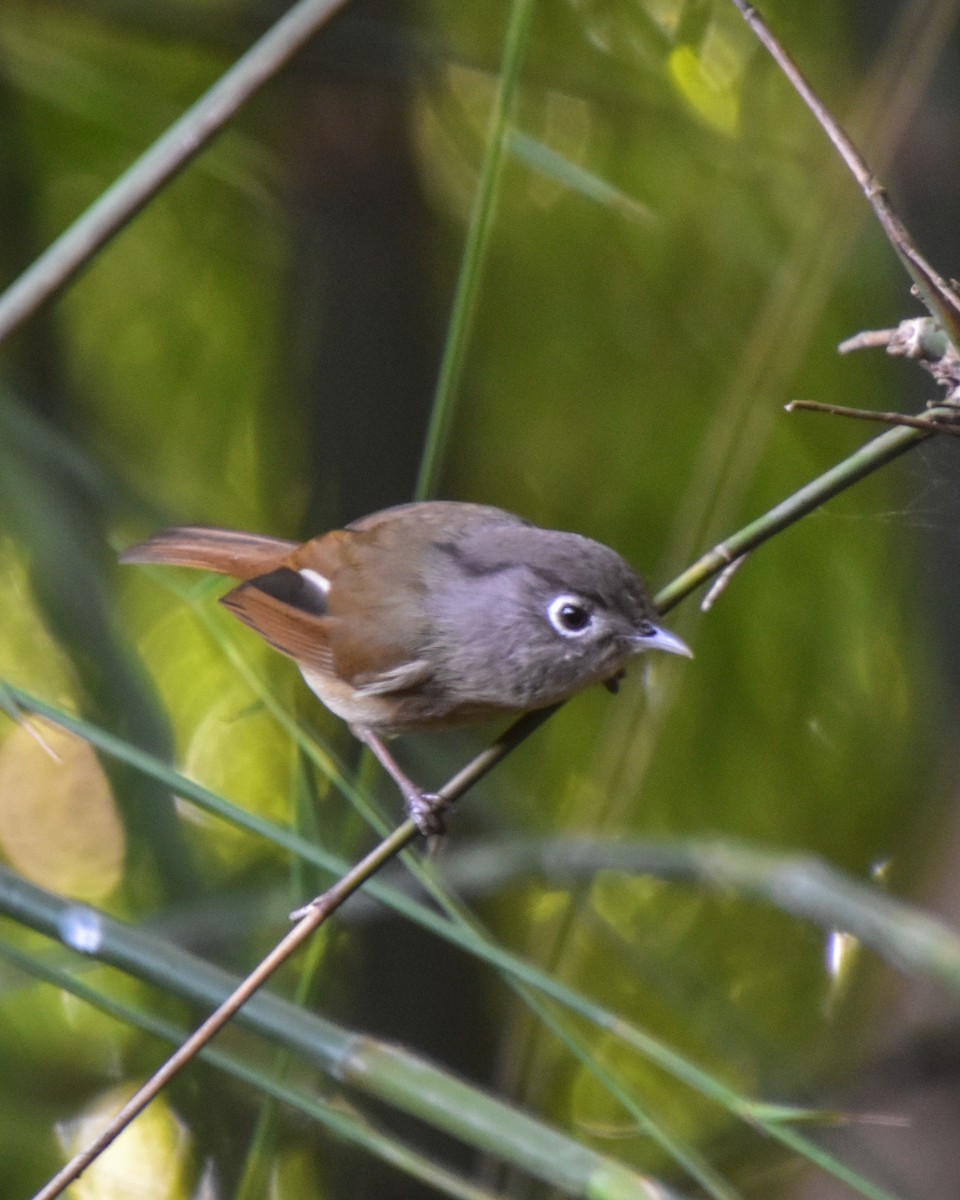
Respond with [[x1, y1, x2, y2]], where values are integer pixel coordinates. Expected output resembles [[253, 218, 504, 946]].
[[120, 526, 297, 580]]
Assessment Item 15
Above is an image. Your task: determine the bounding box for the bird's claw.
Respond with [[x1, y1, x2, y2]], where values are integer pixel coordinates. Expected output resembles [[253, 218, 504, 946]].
[[407, 790, 447, 837]]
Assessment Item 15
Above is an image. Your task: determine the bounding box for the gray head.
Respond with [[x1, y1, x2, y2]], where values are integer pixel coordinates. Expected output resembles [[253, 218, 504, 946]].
[[424, 516, 690, 711]]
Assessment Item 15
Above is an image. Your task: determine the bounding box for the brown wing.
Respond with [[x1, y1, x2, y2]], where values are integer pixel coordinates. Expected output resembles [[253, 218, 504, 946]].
[[223, 575, 436, 696], [121, 526, 297, 579], [126, 516, 441, 698], [221, 582, 336, 675], [224, 529, 438, 696], [319, 519, 439, 693]]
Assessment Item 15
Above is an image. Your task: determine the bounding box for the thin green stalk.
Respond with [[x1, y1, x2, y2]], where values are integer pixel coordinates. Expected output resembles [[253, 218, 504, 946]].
[[493, 986, 741, 1200], [656, 414, 935, 613], [0, 943, 504, 1200], [442, 837, 960, 997], [415, 0, 537, 498], [509, 131, 658, 226], [0, 0, 350, 344], [0, 868, 665, 1200]]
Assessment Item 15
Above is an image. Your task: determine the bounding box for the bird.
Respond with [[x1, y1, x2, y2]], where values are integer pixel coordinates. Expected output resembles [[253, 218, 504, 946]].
[[122, 500, 691, 832]]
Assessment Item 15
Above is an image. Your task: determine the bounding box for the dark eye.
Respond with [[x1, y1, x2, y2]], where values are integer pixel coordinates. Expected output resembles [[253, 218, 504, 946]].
[[547, 594, 593, 637]]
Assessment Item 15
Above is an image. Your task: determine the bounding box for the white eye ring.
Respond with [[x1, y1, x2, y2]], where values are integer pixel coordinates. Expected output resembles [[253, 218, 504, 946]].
[[547, 594, 594, 638]]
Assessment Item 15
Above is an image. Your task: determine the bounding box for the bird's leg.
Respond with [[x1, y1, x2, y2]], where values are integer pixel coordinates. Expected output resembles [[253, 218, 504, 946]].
[[353, 727, 448, 836]]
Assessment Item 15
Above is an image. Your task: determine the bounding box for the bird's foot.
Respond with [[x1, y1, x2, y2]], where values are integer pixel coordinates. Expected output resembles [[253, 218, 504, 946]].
[[405, 789, 448, 837]]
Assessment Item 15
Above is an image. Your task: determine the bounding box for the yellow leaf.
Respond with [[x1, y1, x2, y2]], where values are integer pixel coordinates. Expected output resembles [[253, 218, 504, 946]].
[[0, 719, 125, 900]]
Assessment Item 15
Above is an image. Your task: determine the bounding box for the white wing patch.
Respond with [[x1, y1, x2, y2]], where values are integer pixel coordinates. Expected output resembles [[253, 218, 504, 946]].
[[299, 567, 331, 595]]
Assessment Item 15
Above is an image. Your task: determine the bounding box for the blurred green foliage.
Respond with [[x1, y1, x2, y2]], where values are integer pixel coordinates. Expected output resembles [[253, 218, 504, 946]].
[[0, 1, 954, 1197]]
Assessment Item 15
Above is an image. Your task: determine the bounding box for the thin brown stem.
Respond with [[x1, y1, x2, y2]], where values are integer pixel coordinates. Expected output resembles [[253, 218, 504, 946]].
[[31, 834, 399, 1200], [730, 1, 960, 346], [786, 398, 960, 437]]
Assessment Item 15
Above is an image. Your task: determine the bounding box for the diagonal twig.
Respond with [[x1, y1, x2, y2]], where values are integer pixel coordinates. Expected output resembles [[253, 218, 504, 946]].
[[787, 398, 960, 436], [730, 0, 960, 348], [0, 0, 349, 345]]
